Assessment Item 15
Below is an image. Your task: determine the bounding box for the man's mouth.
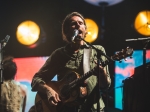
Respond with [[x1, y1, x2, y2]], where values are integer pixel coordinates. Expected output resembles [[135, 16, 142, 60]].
[[78, 30, 82, 34]]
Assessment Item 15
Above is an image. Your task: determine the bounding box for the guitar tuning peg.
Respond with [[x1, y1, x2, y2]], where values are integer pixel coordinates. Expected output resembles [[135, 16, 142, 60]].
[[122, 55, 125, 58], [124, 58, 127, 61]]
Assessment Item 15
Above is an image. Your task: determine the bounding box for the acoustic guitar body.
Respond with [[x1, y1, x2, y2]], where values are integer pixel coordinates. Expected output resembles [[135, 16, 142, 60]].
[[35, 72, 80, 112]]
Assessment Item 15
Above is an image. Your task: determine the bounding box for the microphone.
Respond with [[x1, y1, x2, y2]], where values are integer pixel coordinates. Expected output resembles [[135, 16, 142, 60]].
[[1, 35, 10, 47], [125, 39, 137, 41], [71, 29, 79, 43], [125, 37, 150, 41]]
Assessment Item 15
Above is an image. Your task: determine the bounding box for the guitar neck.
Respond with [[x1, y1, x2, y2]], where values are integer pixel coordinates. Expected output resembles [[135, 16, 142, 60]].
[[68, 67, 98, 88], [68, 47, 133, 88]]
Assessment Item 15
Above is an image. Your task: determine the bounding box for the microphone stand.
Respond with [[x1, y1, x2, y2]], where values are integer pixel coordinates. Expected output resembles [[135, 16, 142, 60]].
[[0, 35, 10, 111], [0, 42, 4, 110], [79, 37, 113, 112], [125, 37, 150, 80], [143, 40, 150, 85]]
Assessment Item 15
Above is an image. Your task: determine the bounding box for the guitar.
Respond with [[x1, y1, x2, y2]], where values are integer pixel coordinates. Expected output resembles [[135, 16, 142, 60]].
[[35, 47, 133, 112]]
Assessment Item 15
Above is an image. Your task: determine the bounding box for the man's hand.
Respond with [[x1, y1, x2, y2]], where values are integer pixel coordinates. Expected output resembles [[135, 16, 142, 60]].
[[80, 86, 87, 98], [46, 86, 61, 106], [38, 84, 61, 106]]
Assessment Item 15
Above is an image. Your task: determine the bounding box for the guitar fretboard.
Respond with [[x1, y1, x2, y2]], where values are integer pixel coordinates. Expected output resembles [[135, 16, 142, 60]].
[[68, 67, 98, 88]]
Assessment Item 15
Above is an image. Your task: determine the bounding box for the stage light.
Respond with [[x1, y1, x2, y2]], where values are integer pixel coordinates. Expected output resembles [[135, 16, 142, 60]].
[[16, 20, 40, 46], [84, 0, 123, 40], [134, 10, 150, 36], [84, 0, 123, 7], [85, 18, 99, 43]]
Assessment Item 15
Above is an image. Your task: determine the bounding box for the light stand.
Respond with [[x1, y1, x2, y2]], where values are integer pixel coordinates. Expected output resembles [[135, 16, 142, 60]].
[[84, 0, 123, 40], [99, 2, 108, 40]]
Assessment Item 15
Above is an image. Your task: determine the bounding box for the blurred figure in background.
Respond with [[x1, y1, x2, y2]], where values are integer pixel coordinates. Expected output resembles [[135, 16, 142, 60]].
[[0, 56, 27, 112]]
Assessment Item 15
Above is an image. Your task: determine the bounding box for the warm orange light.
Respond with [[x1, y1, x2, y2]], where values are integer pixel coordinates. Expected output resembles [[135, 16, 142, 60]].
[[85, 18, 99, 43], [134, 10, 150, 36], [16, 20, 40, 45]]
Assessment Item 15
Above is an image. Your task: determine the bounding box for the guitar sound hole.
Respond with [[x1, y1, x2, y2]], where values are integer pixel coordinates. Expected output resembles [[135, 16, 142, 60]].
[[60, 84, 71, 98], [71, 89, 78, 97]]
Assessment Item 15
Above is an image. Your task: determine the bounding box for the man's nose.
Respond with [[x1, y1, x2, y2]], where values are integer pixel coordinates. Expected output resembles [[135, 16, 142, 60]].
[[76, 22, 80, 28]]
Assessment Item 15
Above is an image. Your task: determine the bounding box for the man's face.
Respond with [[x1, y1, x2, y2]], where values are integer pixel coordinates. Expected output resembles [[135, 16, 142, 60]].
[[67, 16, 87, 44]]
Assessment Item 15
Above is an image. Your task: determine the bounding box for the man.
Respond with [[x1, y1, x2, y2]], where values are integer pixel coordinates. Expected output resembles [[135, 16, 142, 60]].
[[31, 12, 111, 112], [0, 56, 27, 112]]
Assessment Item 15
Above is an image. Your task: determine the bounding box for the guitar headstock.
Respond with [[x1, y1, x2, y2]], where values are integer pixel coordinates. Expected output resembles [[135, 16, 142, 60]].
[[111, 47, 133, 62]]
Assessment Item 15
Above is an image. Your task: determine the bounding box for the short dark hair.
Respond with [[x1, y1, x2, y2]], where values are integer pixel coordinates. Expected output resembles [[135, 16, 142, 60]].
[[2, 56, 17, 80], [62, 12, 86, 42]]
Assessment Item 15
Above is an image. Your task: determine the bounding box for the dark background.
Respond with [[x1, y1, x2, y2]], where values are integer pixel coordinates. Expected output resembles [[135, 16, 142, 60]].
[[0, 0, 150, 111], [1, 0, 150, 57]]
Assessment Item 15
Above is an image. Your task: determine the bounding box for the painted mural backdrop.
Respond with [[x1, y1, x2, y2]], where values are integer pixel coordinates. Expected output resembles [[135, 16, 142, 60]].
[[14, 56, 57, 112]]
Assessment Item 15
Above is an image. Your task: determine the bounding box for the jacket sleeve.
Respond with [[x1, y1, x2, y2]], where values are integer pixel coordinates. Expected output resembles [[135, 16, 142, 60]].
[[31, 50, 60, 91]]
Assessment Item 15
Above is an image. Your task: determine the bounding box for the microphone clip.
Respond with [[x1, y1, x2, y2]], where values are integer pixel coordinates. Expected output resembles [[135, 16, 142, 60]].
[[71, 29, 79, 43], [0, 35, 10, 48]]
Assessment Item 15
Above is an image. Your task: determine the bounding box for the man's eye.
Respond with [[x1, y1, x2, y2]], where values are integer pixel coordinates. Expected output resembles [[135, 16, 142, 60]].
[[70, 23, 76, 26], [79, 22, 84, 25]]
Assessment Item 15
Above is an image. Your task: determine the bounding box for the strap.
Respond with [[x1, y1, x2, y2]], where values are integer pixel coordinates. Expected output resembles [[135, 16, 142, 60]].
[[79, 48, 92, 98], [83, 48, 91, 74]]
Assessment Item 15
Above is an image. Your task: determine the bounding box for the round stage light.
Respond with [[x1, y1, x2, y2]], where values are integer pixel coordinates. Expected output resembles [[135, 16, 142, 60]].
[[85, 18, 99, 43], [16, 20, 40, 45], [134, 10, 150, 36]]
